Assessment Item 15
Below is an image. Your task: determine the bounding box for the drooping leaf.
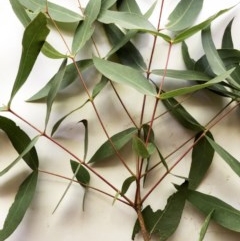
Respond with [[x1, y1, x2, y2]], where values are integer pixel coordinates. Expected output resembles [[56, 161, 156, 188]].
[[162, 96, 203, 132], [93, 57, 157, 96], [72, 0, 101, 54], [9, 12, 50, 105], [104, 24, 147, 70], [173, 6, 235, 43], [206, 137, 240, 177], [222, 18, 234, 49], [132, 205, 162, 240], [41, 42, 67, 59], [9, 0, 31, 27], [187, 189, 240, 232], [0, 171, 38, 241], [159, 68, 235, 99], [78, 120, 89, 162], [188, 131, 214, 190], [166, 0, 204, 32], [19, 0, 83, 23], [0, 116, 39, 170], [152, 69, 210, 81], [88, 127, 137, 164], [98, 10, 156, 31], [27, 59, 93, 102], [132, 136, 150, 159], [45, 59, 67, 129], [0, 135, 40, 176], [121, 176, 136, 195], [181, 41, 196, 70], [199, 210, 214, 241]]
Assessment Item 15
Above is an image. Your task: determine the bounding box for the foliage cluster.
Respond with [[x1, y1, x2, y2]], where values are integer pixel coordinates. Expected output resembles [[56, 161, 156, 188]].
[[1, 0, 240, 240]]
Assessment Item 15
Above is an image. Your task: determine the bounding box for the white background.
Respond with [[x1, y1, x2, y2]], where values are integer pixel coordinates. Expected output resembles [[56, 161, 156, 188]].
[[1, 1, 240, 241]]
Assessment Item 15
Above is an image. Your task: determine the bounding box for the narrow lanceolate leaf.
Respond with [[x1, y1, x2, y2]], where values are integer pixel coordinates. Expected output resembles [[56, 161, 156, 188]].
[[188, 131, 214, 190], [206, 137, 240, 177], [0, 135, 40, 176], [27, 59, 93, 102], [72, 0, 101, 54], [45, 59, 67, 129], [0, 116, 39, 170], [199, 210, 214, 241], [92, 76, 109, 99], [41, 42, 67, 59], [222, 18, 234, 49], [79, 120, 89, 162], [132, 136, 150, 159], [121, 176, 136, 195], [98, 10, 156, 31], [162, 96, 203, 132], [88, 127, 137, 164], [187, 189, 240, 232], [93, 57, 157, 96], [173, 7, 235, 43], [166, 0, 203, 32], [0, 171, 38, 241], [150, 184, 187, 240], [159, 68, 235, 99], [9, 0, 31, 27], [181, 41, 196, 70], [9, 12, 49, 105], [152, 69, 210, 81], [19, 0, 83, 23]]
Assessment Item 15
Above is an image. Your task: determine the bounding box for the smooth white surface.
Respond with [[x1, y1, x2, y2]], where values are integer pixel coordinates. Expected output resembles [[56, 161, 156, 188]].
[[1, 1, 240, 241]]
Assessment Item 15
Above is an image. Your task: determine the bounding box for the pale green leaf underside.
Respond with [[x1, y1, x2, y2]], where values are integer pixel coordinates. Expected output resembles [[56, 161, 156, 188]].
[[199, 210, 214, 241], [93, 57, 157, 96]]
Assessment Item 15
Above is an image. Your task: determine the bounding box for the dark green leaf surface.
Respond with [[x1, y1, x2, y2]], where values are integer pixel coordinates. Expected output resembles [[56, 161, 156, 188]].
[[222, 18, 234, 49], [188, 131, 214, 190], [121, 176, 136, 195], [0, 116, 39, 170], [181, 41, 196, 70], [0, 171, 38, 241], [41, 42, 67, 59], [72, 0, 101, 54], [199, 210, 214, 241], [9, 12, 49, 104], [166, 0, 203, 32], [88, 127, 137, 164], [132, 136, 150, 159], [187, 189, 240, 232], [101, 0, 117, 10], [93, 57, 157, 96]]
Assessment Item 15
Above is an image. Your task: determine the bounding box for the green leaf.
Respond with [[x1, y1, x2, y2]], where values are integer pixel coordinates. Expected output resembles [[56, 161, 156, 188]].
[[0, 171, 38, 241], [152, 69, 210, 81], [222, 18, 234, 49], [41, 42, 67, 59], [121, 176, 136, 195], [45, 59, 67, 129], [93, 57, 157, 96], [98, 10, 156, 31], [72, 0, 101, 54], [159, 68, 235, 99], [0, 116, 39, 170], [101, 0, 117, 10], [150, 184, 187, 240], [27, 59, 93, 102], [19, 0, 83, 23], [132, 136, 150, 159], [79, 120, 89, 162], [9, 12, 49, 105], [199, 210, 214, 241], [162, 96, 203, 132], [0, 135, 40, 176], [188, 131, 214, 190], [173, 7, 234, 43], [206, 137, 240, 177], [92, 76, 109, 99], [187, 189, 240, 232], [118, 0, 141, 14], [88, 127, 137, 164], [166, 0, 203, 32], [9, 0, 31, 27], [181, 41, 196, 70], [71, 161, 90, 187]]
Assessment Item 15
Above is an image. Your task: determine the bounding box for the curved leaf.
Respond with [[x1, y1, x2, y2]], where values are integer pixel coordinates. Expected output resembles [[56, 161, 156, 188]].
[[88, 127, 137, 164], [41, 42, 67, 59], [121, 176, 136, 195], [199, 210, 214, 241], [132, 136, 150, 159], [93, 57, 157, 96], [0, 116, 39, 170], [166, 0, 203, 32], [181, 41, 196, 70], [71, 161, 90, 187], [9, 12, 50, 104], [222, 18, 234, 49], [0, 171, 38, 241]]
